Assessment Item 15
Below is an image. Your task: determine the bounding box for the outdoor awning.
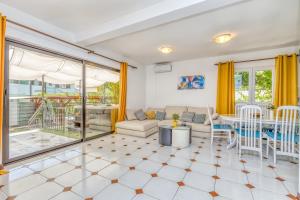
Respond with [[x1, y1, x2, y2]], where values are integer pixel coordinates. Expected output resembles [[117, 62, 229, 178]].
[[9, 46, 119, 88]]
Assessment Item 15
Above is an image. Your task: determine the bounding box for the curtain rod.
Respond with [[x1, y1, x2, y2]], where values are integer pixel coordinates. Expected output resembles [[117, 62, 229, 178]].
[[7, 19, 138, 69], [214, 54, 299, 66]]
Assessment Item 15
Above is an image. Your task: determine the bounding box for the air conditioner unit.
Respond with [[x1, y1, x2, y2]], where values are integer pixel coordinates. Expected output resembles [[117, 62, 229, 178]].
[[153, 63, 172, 73]]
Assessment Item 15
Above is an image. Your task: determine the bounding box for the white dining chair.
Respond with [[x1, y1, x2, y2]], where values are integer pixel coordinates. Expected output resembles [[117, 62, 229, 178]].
[[208, 107, 232, 145], [266, 106, 300, 164], [235, 103, 247, 117], [237, 105, 263, 160]]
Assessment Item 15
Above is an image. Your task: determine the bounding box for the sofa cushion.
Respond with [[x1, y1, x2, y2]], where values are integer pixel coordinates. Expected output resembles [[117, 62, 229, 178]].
[[145, 111, 156, 120], [157, 120, 173, 126], [135, 109, 147, 121], [156, 111, 166, 121], [88, 119, 112, 126], [147, 107, 165, 112], [165, 106, 187, 120], [186, 122, 211, 133], [126, 109, 137, 120], [181, 112, 195, 122], [193, 114, 206, 124], [116, 120, 157, 131], [188, 106, 213, 115]]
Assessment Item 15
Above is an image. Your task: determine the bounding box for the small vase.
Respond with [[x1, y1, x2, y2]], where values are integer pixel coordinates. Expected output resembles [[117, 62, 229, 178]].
[[172, 120, 177, 128], [269, 110, 274, 120]]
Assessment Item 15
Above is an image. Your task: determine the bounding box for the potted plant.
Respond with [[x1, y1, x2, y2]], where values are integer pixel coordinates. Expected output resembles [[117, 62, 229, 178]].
[[266, 103, 275, 119], [172, 113, 180, 127]]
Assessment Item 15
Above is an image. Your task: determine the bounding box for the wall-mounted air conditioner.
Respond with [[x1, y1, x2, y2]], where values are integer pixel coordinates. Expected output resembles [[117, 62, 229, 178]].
[[153, 62, 172, 73]]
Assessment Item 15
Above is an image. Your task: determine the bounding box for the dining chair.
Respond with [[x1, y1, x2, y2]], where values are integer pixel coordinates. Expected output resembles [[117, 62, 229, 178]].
[[235, 103, 247, 117], [208, 107, 232, 145], [237, 105, 263, 160], [266, 106, 300, 164]]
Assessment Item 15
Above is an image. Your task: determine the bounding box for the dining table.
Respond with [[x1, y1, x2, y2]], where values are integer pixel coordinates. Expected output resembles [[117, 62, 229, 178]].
[[219, 113, 278, 149]]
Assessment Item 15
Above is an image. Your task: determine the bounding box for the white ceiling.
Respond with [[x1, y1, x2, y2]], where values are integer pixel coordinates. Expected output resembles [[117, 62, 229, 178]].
[[2, 0, 300, 66], [92, 0, 300, 65], [1, 0, 162, 33]]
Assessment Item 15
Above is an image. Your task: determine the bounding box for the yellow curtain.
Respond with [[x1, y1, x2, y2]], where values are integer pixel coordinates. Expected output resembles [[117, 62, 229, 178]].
[[117, 62, 127, 122], [274, 54, 298, 107], [0, 14, 8, 174], [216, 61, 235, 114], [111, 108, 118, 133]]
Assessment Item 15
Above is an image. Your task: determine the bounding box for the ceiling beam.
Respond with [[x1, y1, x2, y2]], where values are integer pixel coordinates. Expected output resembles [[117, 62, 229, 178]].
[[75, 0, 250, 46]]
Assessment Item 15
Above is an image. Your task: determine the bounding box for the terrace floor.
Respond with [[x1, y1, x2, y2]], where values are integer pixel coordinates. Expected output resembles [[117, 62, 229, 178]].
[[1, 133, 298, 200], [9, 129, 106, 159]]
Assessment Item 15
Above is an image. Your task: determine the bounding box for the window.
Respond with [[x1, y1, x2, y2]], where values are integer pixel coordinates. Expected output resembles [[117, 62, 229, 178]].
[[235, 67, 273, 103]]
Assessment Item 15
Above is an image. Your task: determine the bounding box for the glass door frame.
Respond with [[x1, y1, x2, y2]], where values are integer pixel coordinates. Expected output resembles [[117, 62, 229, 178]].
[[2, 38, 118, 164]]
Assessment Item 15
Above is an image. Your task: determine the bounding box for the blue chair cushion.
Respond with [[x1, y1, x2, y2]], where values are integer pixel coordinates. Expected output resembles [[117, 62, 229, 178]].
[[266, 131, 299, 144], [213, 124, 232, 130], [235, 128, 261, 138]]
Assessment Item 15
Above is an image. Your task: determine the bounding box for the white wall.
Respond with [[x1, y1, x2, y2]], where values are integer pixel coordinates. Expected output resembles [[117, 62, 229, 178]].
[[145, 46, 300, 109]]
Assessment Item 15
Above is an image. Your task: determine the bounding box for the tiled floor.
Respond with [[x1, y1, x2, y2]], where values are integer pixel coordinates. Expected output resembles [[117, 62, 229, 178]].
[[9, 130, 76, 158], [0, 133, 298, 200]]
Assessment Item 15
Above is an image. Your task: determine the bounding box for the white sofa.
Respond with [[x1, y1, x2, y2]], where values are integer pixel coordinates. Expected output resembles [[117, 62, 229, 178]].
[[116, 106, 218, 138]]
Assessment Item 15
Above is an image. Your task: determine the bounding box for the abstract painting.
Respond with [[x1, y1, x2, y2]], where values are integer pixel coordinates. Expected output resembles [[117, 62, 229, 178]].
[[177, 75, 205, 90]]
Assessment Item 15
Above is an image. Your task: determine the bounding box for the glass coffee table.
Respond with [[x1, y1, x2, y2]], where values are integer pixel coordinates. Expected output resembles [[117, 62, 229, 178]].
[[158, 125, 191, 148]]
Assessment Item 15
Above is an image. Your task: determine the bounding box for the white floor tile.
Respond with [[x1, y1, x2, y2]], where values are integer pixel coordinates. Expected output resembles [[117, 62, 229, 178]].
[[158, 165, 186, 181], [168, 157, 192, 169], [16, 182, 62, 200], [252, 188, 290, 200], [67, 155, 95, 166], [215, 180, 253, 200], [51, 191, 83, 200], [85, 159, 110, 172], [174, 186, 212, 200], [132, 194, 158, 200], [119, 170, 151, 189], [27, 158, 61, 172], [40, 163, 74, 178], [72, 175, 110, 198], [55, 168, 91, 186], [94, 183, 135, 200], [143, 177, 178, 200], [217, 167, 248, 184], [184, 172, 214, 192], [117, 156, 143, 166], [2, 174, 46, 196], [98, 164, 128, 179], [136, 160, 162, 174], [190, 162, 216, 176]]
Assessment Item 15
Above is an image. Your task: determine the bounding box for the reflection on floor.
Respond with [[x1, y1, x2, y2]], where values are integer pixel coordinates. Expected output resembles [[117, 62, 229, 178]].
[[10, 130, 77, 158], [1, 133, 298, 200]]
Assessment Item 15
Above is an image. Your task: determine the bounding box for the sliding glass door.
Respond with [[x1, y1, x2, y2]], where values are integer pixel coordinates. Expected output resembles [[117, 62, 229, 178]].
[[3, 40, 120, 163], [85, 63, 119, 139], [4, 41, 83, 162]]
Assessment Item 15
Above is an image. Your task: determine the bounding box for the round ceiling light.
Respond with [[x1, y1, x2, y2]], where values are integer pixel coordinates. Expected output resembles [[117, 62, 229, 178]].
[[158, 46, 173, 54], [214, 33, 233, 44]]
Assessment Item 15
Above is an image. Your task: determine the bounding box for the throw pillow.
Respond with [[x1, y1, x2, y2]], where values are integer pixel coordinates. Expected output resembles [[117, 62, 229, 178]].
[[156, 111, 166, 121], [181, 112, 195, 122], [126, 109, 137, 121], [193, 114, 206, 124], [145, 111, 156, 120], [134, 109, 146, 121]]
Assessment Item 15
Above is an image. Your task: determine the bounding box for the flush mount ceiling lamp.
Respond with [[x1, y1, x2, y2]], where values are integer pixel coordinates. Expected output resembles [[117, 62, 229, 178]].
[[158, 45, 173, 54], [214, 33, 233, 44]]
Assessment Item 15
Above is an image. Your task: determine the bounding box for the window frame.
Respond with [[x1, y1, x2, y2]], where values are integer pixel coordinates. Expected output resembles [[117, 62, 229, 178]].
[[235, 65, 274, 104]]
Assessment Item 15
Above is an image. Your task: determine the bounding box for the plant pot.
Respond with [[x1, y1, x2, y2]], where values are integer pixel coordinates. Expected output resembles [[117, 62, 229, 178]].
[[172, 120, 177, 128]]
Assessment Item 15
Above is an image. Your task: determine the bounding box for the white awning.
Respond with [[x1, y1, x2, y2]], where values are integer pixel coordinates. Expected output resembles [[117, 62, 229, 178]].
[[9, 46, 119, 87]]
